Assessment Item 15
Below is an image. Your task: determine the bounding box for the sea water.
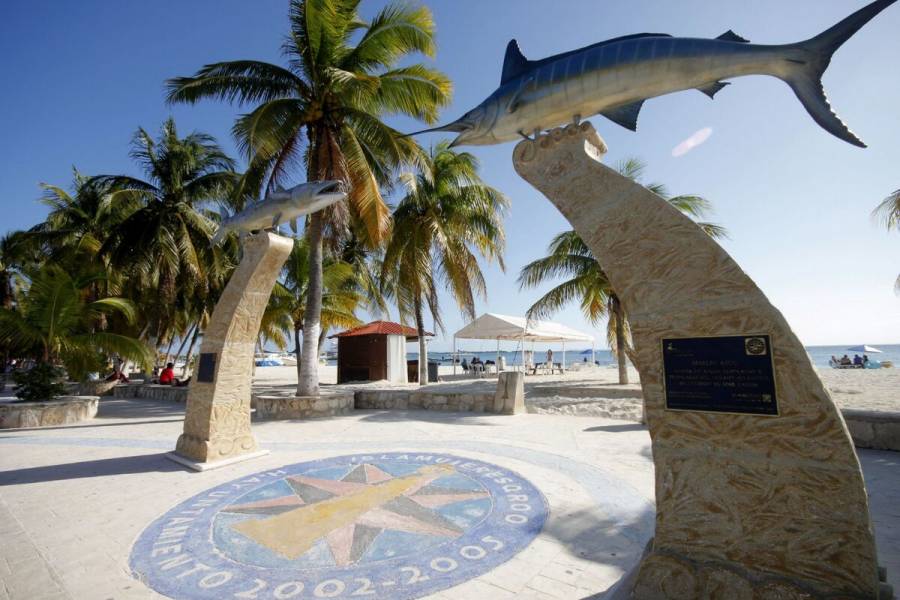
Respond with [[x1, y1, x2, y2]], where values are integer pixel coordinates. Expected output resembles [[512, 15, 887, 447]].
[[409, 344, 900, 369]]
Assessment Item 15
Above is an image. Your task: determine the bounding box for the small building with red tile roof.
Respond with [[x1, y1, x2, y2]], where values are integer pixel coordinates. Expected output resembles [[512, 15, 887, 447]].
[[329, 321, 433, 384]]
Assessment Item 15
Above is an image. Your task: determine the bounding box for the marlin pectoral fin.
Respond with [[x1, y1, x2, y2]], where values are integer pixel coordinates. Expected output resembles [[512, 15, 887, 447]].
[[271, 212, 282, 228], [600, 101, 645, 131], [289, 218, 298, 234], [698, 81, 731, 99], [717, 30, 750, 43]]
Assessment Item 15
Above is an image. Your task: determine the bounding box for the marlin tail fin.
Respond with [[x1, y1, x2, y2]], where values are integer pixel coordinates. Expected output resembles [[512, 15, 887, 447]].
[[784, 0, 896, 147]]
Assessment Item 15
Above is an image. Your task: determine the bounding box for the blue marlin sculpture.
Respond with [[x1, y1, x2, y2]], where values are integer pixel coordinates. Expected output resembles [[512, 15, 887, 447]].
[[212, 181, 346, 244], [411, 0, 895, 148]]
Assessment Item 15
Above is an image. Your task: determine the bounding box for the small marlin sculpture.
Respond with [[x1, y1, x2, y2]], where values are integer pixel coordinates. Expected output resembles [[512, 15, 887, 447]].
[[212, 181, 346, 244], [410, 0, 895, 148]]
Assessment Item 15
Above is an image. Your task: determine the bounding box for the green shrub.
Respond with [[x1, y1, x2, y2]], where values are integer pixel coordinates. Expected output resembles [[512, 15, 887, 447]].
[[13, 363, 68, 402]]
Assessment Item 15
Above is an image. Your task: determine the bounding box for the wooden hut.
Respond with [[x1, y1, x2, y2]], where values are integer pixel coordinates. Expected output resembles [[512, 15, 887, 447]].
[[330, 321, 432, 384]]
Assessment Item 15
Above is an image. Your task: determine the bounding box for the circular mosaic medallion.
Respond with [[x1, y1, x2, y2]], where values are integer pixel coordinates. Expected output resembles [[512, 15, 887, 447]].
[[130, 452, 547, 599]]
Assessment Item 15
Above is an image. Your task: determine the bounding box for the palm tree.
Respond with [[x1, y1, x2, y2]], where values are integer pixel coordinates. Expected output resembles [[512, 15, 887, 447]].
[[0, 265, 151, 382], [28, 170, 139, 268], [166, 0, 452, 396], [518, 158, 727, 385], [382, 142, 507, 384], [97, 118, 238, 356], [873, 189, 900, 291], [0, 233, 28, 311], [281, 238, 363, 389]]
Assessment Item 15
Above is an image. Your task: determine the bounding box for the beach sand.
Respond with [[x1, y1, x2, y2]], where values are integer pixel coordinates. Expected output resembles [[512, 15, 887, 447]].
[[252, 363, 899, 416]]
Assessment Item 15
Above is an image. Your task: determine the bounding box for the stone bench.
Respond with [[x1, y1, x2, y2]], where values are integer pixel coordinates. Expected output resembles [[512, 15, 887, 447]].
[[112, 384, 189, 403], [0, 396, 99, 429]]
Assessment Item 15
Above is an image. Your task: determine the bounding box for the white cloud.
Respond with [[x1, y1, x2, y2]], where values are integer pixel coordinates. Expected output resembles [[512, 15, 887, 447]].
[[672, 127, 713, 157]]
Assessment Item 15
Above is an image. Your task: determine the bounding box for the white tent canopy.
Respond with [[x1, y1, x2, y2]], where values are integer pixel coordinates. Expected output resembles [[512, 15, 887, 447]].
[[453, 314, 594, 373], [454, 313, 594, 342]]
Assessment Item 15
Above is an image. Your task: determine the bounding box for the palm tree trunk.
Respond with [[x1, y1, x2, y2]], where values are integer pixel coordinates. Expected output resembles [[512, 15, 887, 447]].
[[414, 296, 428, 385], [612, 295, 629, 385], [172, 324, 195, 370], [162, 334, 176, 368], [297, 212, 324, 396], [181, 324, 201, 377], [294, 326, 303, 385]]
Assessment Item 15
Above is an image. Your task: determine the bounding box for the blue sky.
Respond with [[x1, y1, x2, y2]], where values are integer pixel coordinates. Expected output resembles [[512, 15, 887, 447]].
[[2, 0, 898, 351]]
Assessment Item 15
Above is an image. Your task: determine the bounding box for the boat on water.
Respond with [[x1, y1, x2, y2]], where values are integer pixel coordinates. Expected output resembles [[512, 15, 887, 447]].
[[255, 353, 284, 367]]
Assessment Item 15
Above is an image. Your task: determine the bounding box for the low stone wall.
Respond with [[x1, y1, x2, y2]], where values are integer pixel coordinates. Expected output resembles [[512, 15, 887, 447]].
[[75, 380, 119, 397], [0, 396, 99, 429], [354, 390, 496, 413], [255, 392, 355, 420], [842, 409, 900, 452], [112, 384, 189, 403]]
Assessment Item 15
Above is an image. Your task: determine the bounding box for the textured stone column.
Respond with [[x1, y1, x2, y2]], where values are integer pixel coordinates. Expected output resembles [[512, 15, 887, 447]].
[[173, 232, 293, 469], [514, 123, 881, 598]]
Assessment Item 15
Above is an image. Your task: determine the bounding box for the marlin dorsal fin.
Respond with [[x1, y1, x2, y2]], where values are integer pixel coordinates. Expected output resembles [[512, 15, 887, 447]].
[[717, 30, 750, 43], [501, 39, 530, 84]]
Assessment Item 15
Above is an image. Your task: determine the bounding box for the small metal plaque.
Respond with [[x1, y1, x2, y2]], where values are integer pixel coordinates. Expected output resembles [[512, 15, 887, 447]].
[[662, 335, 778, 415], [196, 353, 217, 383]]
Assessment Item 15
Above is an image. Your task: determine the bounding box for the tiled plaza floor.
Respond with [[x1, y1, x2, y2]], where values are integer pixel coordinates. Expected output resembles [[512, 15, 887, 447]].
[[0, 398, 897, 599]]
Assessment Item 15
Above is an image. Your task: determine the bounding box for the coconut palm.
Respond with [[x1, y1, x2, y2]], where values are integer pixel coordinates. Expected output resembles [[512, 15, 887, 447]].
[[0, 233, 28, 311], [28, 170, 139, 268], [518, 158, 727, 384], [165, 0, 452, 396], [281, 238, 363, 389], [873, 189, 900, 291], [0, 265, 152, 382], [381, 142, 507, 385], [97, 118, 238, 354]]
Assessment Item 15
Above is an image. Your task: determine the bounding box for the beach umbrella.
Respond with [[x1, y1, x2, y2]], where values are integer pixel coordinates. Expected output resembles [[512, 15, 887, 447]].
[[846, 345, 883, 353], [580, 349, 593, 354]]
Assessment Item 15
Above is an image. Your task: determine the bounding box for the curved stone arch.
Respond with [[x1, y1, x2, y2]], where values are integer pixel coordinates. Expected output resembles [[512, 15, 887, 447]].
[[174, 232, 294, 467], [513, 123, 880, 598]]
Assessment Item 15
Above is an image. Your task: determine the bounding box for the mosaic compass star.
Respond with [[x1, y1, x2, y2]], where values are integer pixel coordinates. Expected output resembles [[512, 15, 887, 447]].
[[130, 453, 548, 600], [221, 462, 489, 565]]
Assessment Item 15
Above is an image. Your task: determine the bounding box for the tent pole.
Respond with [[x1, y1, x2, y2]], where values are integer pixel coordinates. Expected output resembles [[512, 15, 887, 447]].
[[496, 339, 500, 372], [453, 336, 457, 376], [562, 341, 566, 374], [592, 341, 595, 366]]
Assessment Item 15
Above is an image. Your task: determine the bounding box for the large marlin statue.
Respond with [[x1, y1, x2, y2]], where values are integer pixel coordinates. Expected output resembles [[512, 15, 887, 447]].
[[212, 181, 346, 244], [411, 0, 895, 148]]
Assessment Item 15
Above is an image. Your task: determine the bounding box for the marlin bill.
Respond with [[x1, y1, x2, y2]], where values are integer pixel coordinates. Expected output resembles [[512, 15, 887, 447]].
[[212, 181, 346, 244], [411, 0, 896, 148]]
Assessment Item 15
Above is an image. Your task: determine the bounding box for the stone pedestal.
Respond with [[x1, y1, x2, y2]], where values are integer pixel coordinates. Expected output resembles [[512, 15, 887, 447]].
[[494, 372, 525, 415], [514, 123, 882, 598], [173, 232, 293, 469]]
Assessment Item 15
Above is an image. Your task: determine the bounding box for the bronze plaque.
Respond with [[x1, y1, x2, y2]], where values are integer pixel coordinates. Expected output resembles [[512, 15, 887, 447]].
[[662, 335, 778, 415], [196, 353, 217, 383]]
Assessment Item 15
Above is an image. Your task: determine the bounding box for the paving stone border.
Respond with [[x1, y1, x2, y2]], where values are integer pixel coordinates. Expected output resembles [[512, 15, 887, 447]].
[[0, 396, 98, 429], [255, 392, 355, 420]]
